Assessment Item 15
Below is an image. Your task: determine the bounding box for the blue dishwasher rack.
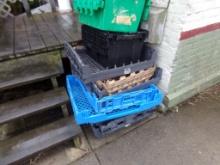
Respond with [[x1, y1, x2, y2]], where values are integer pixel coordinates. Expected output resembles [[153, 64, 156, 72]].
[[66, 75, 164, 124]]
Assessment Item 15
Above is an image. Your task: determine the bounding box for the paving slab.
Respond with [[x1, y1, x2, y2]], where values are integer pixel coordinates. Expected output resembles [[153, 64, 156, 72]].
[[95, 95, 220, 165], [72, 153, 100, 165], [29, 133, 90, 165]]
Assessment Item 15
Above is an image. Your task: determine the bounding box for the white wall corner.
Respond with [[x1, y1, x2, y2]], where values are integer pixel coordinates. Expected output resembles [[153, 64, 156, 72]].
[[152, 0, 189, 93]]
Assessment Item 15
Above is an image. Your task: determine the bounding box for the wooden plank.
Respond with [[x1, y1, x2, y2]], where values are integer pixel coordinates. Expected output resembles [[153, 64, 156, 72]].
[[32, 14, 61, 50], [0, 17, 14, 61], [23, 16, 47, 53], [14, 16, 30, 56], [0, 51, 63, 91], [0, 13, 80, 60], [60, 13, 81, 35], [53, 14, 75, 39], [56, 13, 81, 42], [0, 117, 81, 165], [41, 13, 73, 44], [0, 88, 68, 124]]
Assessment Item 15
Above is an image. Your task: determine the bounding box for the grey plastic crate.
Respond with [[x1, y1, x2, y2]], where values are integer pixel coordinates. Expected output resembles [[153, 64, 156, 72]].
[[91, 110, 157, 138], [64, 42, 157, 83], [91, 67, 162, 98]]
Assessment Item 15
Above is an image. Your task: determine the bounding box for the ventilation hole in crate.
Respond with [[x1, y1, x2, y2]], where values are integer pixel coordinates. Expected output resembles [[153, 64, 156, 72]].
[[118, 121, 125, 125]]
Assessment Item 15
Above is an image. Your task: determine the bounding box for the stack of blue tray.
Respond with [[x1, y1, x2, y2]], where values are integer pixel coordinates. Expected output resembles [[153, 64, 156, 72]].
[[66, 75, 164, 125], [65, 42, 164, 137]]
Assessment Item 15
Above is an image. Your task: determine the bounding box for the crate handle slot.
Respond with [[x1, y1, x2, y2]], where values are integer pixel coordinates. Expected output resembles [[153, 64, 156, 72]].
[[74, 0, 104, 15]]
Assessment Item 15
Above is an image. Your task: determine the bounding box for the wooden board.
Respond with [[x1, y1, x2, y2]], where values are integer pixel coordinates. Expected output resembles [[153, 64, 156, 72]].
[[32, 14, 61, 50], [0, 12, 81, 62], [60, 13, 81, 34], [14, 15, 31, 56], [0, 17, 14, 60], [0, 87, 68, 124], [55, 13, 81, 42], [0, 117, 82, 165], [41, 13, 73, 44], [0, 51, 63, 91], [23, 16, 46, 53]]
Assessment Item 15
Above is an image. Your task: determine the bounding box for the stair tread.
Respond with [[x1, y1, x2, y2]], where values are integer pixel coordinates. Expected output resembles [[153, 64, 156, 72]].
[[0, 52, 63, 91], [0, 71, 61, 91], [0, 87, 69, 124], [0, 117, 81, 165]]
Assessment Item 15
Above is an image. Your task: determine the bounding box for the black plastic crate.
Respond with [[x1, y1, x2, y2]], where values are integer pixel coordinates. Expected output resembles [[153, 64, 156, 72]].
[[91, 68, 162, 98], [82, 25, 148, 67], [91, 110, 157, 138], [64, 42, 157, 83]]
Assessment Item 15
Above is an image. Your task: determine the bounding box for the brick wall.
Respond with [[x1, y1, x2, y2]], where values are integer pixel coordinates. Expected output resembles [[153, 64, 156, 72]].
[[182, 0, 220, 31], [167, 29, 220, 107], [152, 0, 220, 107], [152, 0, 187, 93]]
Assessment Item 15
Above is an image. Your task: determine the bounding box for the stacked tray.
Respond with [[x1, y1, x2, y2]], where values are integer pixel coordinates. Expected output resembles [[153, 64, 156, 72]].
[[65, 37, 164, 140], [66, 75, 163, 125], [64, 42, 157, 83], [69, 0, 161, 138], [91, 110, 156, 138], [92, 68, 162, 98]]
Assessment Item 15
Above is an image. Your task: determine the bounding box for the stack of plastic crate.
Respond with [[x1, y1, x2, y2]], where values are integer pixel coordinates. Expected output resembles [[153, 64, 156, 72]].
[[66, 0, 164, 137]]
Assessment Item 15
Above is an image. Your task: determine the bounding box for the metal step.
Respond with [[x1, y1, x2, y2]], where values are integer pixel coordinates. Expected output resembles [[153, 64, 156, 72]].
[[0, 87, 68, 124], [0, 117, 81, 165], [0, 51, 63, 91]]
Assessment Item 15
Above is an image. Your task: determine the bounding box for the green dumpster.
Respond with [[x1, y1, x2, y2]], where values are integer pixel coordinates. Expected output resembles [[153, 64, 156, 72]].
[[73, 0, 151, 33]]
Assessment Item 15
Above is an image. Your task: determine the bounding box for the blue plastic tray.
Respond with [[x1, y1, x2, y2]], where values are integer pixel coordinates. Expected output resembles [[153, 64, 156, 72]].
[[66, 75, 164, 124], [68, 74, 163, 114]]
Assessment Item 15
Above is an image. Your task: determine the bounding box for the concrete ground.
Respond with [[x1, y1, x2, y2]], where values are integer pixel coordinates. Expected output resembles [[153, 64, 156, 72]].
[[73, 84, 220, 165]]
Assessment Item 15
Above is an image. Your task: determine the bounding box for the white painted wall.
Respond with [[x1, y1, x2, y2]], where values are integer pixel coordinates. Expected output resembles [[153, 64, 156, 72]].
[[57, 0, 72, 12], [182, 0, 220, 31], [151, 0, 188, 93], [151, 0, 170, 8], [152, 0, 220, 94]]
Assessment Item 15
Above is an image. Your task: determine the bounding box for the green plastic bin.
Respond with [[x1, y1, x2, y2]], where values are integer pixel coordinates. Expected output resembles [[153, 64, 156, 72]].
[[73, 0, 151, 33]]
